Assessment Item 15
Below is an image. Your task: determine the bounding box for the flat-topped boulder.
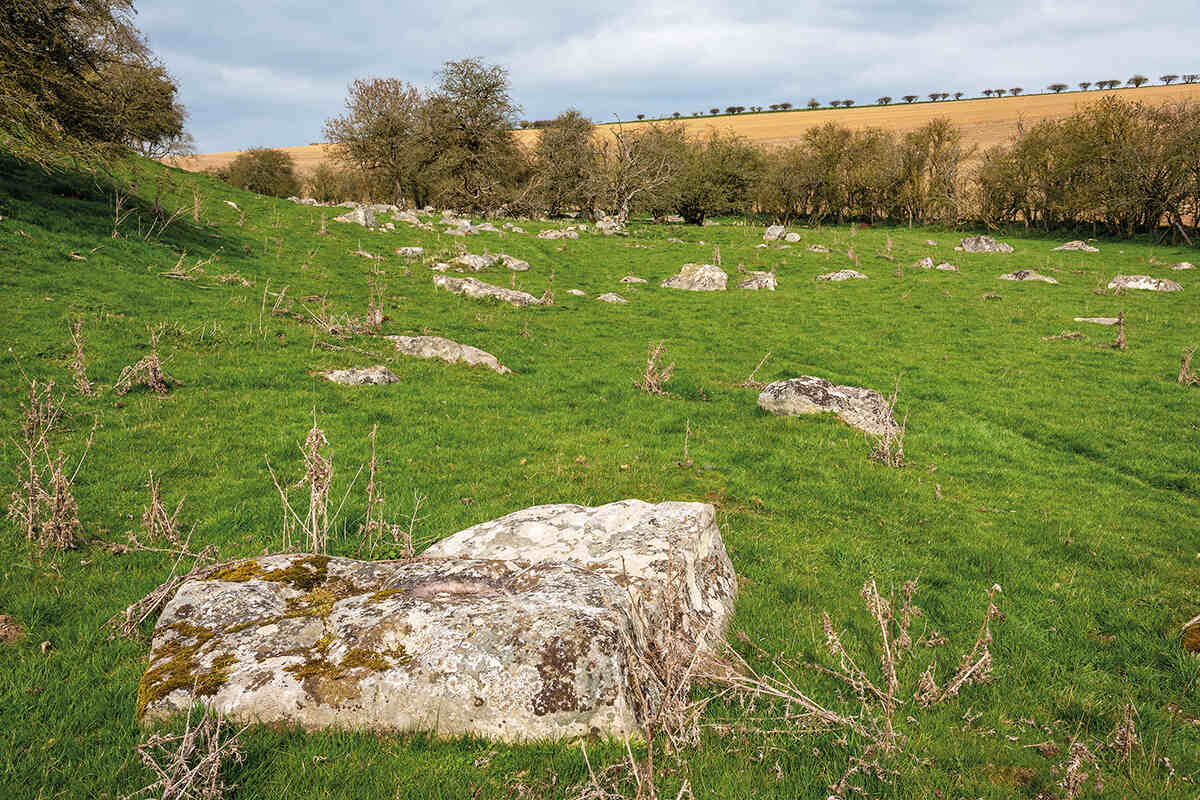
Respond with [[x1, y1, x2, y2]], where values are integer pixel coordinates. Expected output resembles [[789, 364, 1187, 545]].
[[999, 270, 1058, 284], [537, 229, 579, 240], [321, 366, 399, 385], [453, 253, 497, 271], [1054, 240, 1099, 252], [138, 500, 737, 742], [738, 271, 777, 290], [385, 336, 511, 374], [596, 292, 628, 303], [661, 264, 727, 291], [1108, 275, 1182, 292], [139, 555, 656, 741], [1074, 316, 1120, 325], [333, 207, 375, 227], [619, 275, 648, 284], [758, 376, 897, 436], [763, 225, 785, 242], [958, 236, 1013, 253], [815, 269, 867, 281], [1171, 262, 1195, 270], [433, 275, 541, 307]]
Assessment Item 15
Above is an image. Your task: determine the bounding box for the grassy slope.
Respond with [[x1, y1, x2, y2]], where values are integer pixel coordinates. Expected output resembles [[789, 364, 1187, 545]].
[[0, 153, 1197, 799], [172, 84, 1200, 173]]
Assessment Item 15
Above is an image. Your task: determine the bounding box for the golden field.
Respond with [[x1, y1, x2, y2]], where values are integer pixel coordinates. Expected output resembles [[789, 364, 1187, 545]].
[[170, 84, 1200, 175]]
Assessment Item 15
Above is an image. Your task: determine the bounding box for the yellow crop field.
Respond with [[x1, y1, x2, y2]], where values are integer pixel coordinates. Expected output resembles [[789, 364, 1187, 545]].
[[171, 84, 1200, 176]]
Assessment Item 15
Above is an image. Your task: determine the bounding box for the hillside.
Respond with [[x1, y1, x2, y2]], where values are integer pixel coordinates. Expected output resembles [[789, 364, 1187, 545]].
[[173, 83, 1200, 175]]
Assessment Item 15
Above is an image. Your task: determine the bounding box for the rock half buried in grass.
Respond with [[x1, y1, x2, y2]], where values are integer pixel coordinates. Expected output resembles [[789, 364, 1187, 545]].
[[958, 235, 1014, 253], [1184, 614, 1200, 654], [385, 335, 511, 375], [1074, 316, 1120, 325], [999, 270, 1059, 284], [596, 292, 628, 303], [619, 275, 648, 284], [661, 264, 727, 291], [1171, 262, 1195, 270], [758, 376, 897, 436], [1107, 275, 1182, 292], [433, 275, 540, 307], [138, 500, 736, 741], [738, 271, 777, 290], [333, 207, 375, 227], [1053, 240, 1099, 252], [321, 366, 399, 385], [453, 253, 497, 271], [815, 269, 867, 281]]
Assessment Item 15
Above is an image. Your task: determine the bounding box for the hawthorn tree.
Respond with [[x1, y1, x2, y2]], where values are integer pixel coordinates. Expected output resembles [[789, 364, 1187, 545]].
[[878, 96, 892, 104], [1128, 75, 1149, 87], [779, 102, 792, 110], [953, 91, 964, 100], [807, 98, 820, 109], [1048, 83, 1067, 93], [903, 95, 918, 103], [1079, 81, 1092, 90], [1161, 74, 1179, 85], [531, 108, 596, 217]]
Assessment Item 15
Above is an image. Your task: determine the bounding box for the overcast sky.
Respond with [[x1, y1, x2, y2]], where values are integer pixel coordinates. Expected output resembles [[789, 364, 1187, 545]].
[[138, 1, 1195, 153]]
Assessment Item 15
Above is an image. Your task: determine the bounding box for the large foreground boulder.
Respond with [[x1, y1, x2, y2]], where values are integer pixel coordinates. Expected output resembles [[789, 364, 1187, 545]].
[[660, 264, 727, 291], [1107, 275, 1182, 292], [958, 236, 1013, 253], [386, 335, 511, 374], [138, 500, 736, 742], [758, 376, 897, 436], [434, 275, 541, 307]]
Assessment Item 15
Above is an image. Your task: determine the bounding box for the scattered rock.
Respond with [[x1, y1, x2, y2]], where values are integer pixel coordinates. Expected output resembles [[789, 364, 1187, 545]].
[[567, 289, 587, 297], [915, 256, 934, 269], [1184, 614, 1200, 654], [595, 214, 624, 235], [1171, 262, 1195, 270], [1107, 275, 1182, 292], [666, 237, 685, 244], [999, 270, 1059, 284], [395, 211, 421, 224], [664, 214, 684, 223], [321, 366, 399, 386], [454, 254, 498, 271], [807, 244, 830, 253], [925, 239, 938, 246], [433, 276, 541, 307], [386, 335, 511, 374], [619, 275, 647, 284], [499, 254, 530, 271], [763, 225, 785, 242], [758, 376, 897, 436], [958, 235, 1013, 253], [430, 263, 452, 272], [476, 222, 502, 233], [394, 247, 424, 258], [738, 271, 777, 290], [661, 264, 728, 291], [1053, 240, 1099, 252], [596, 293, 628, 303], [815, 269, 867, 281], [537, 229, 579, 240], [784, 232, 802, 243], [1073, 317, 1120, 325], [509, 226, 526, 234], [333, 207, 375, 227], [138, 501, 735, 741], [935, 261, 958, 272], [0, 615, 25, 645]]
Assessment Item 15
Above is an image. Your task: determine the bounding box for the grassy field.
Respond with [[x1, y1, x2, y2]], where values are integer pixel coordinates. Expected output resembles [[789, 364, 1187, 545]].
[[172, 83, 1200, 175], [0, 152, 1198, 799]]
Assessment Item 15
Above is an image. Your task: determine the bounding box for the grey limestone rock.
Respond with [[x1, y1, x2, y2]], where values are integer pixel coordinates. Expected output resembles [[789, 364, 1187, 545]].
[[434, 275, 541, 307], [1053, 240, 1099, 252], [815, 269, 867, 281], [596, 292, 628, 303], [386, 335, 511, 374], [660, 264, 727, 291], [958, 236, 1013, 253], [320, 366, 399, 385], [1107, 275, 1182, 292], [758, 376, 897, 436], [999, 270, 1058, 284], [738, 271, 777, 290]]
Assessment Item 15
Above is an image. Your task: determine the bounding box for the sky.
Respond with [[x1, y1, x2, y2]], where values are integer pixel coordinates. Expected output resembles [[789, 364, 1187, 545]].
[[137, 1, 1196, 154]]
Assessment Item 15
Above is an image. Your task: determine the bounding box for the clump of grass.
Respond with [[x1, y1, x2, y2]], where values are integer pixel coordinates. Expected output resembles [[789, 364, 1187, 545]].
[[869, 377, 906, 468], [7, 380, 91, 552], [635, 341, 675, 396], [127, 702, 248, 800], [114, 327, 179, 395], [67, 316, 96, 396], [1178, 346, 1198, 385]]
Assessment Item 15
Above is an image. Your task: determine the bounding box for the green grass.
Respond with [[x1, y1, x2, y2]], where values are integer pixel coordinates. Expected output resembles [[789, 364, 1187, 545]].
[[0, 152, 1197, 799]]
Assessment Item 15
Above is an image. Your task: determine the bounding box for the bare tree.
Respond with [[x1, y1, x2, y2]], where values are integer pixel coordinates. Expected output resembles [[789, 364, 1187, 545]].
[[808, 98, 820, 109], [953, 91, 963, 100], [780, 101, 793, 110], [843, 99, 855, 107], [1127, 74, 1149, 87], [1010, 87, 1024, 96], [983, 89, 994, 98], [1079, 81, 1092, 90], [878, 96, 892, 104], [1048, 83, 1068, 93], [593, 121, 680, 224], [1184, 74, 1199, 84], [1161, 74, 1179, 85], [903, 95, 918, 103]]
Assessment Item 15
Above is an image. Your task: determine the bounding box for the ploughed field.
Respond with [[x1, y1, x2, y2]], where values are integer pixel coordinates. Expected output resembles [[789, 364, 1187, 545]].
[[0, 152, 1198, 799], [172, 83, 1200, 174]]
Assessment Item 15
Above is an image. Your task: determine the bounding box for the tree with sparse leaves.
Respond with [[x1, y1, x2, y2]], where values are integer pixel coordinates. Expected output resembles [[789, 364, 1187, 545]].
[[903, 95, 918, 103], [1161, 74, 1179, 85], [1079, 81, 1091, 90], [878, 96, 891, 105], [807, 98, 820, 109], [1127, 75, 1148, 87], [1048, 83, 1067, 93]]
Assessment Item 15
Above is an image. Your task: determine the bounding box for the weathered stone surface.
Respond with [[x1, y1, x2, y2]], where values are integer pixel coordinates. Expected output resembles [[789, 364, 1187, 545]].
[[784, 232, 802, 243], [385, 335, 511, 374], [815, 269, 867, 281], [595, 214, 624, 235], [499, 254, 530, 271], [807, 244, 830, 253], [619, 275, 647, 284], [422, 500, 737, 657], [661, 264, 727, 291], [1074, 317, 1120, 325], [1184, 614, 1200, 654], [567, 289, 587, 296], [537, 229, 579, 240], [139, 555, 657, 740], [1053, 240, 1099, 252], [924, 239, 938, 246], [476, 222, 502, 233], [738, 271, 777, 290], [1171, 262, 1195, 270], [395, 211, 421, 224], [333, 207, 375, 227], [434, 276, 541, 307], [395, 247, 424, 258], [596, 293, 628, 303], [999, 270, 1058, 284], [1108, 275, 1183, 292], [454, 254, 498, 271], [431, 262, 452, 272], [321, 366, 399, 385], [763, 225, 785, 242], [935, 261, 958, 272], [915, 256, 935, 269], [758, 376, 897, 436], [958, 235, 1013, 253]]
